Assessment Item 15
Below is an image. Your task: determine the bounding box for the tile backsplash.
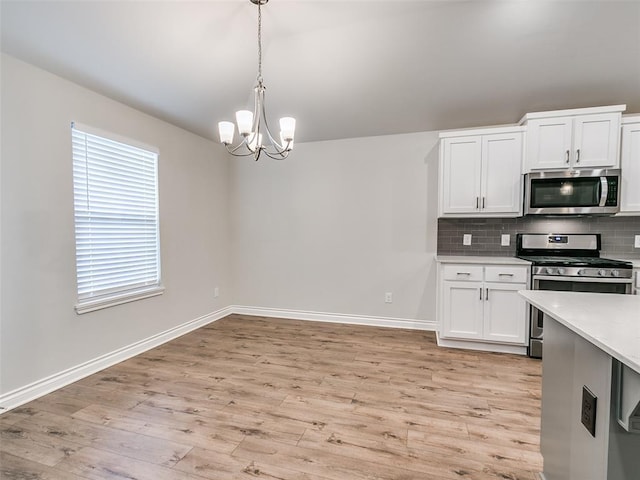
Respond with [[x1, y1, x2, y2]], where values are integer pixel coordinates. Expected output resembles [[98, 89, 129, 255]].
[[437, 216, 640, 259]]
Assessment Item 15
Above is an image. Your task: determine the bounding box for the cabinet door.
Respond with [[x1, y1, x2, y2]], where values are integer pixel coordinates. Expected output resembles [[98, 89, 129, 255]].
[[620, 122, 640, 213], [526, 117, 573, 170], [573, 113, 620, 168], [441, 136, 482, 214], [483, 283, 527, 344], [481, 133, 523, 214], [441, 281, 484, 340]]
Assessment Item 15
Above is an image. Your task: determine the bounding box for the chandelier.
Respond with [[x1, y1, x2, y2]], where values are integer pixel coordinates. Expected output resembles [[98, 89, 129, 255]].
[[218, 0, 296, 161]]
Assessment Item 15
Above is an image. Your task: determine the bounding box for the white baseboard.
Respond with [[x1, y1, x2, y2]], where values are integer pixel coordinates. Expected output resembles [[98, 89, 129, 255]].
[[232, 305, 437, 331], [0, 305, 434, 414], [0, 306, 233, 414]]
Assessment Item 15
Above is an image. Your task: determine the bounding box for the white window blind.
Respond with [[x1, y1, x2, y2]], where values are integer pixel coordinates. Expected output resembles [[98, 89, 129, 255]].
[[72, 123, 162, 313]]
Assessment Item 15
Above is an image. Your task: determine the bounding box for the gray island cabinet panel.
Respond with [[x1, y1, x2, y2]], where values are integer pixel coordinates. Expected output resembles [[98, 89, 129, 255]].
[[542, 317, 613, 480], [519, 291, 640, 480]]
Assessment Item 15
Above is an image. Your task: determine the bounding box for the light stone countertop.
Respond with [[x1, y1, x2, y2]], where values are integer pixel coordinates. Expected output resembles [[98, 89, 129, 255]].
[[435, 255, 531, 265], [519, 290, 640, 374]]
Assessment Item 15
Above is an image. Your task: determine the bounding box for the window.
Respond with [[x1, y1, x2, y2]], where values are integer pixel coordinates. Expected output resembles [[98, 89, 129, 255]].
[[72, 123, 162, 314]]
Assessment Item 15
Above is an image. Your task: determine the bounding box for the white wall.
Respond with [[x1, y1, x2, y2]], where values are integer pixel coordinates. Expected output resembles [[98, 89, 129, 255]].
[[0, 54, 232, 396], [1, 53, 441, 406], [230, 132, 440, 326]]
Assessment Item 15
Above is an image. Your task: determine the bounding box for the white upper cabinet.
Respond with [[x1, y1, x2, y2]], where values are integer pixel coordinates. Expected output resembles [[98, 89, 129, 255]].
[[573, 114, 621, 167], [620, 115, 640, 215], [526, 117, 573, 170], [481, 133, 524, 214], [439, 126, 524, 218], [441, 136, 482, 214], [521, 105, 625, 172]]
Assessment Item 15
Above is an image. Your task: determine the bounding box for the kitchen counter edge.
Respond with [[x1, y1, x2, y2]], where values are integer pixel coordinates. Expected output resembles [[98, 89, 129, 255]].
[[435, 255, 532, 265], [519, 290, 640, 374]]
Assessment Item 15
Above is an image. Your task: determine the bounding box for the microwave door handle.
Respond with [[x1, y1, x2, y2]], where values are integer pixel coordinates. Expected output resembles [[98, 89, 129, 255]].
[[599, 177, 608, 207]]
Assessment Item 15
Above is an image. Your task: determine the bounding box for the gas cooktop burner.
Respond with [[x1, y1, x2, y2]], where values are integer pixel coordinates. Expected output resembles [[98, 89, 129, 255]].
[[517, 255, 633, 269], [515, 233, 634, 279]]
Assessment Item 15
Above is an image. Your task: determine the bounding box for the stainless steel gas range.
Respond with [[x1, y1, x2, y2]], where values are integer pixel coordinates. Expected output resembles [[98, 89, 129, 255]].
[[516, 233, 633, 358]]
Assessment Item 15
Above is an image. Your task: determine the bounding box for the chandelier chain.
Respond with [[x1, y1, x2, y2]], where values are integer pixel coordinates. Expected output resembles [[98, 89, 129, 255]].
[[257, 2, 263, 84]]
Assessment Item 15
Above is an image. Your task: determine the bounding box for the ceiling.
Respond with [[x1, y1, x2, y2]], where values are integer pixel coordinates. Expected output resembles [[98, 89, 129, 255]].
[[2, 0, 639, 144]]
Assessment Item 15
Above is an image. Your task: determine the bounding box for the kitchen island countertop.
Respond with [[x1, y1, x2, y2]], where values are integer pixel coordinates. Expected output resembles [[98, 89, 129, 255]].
[[519, 290, 640, 374]]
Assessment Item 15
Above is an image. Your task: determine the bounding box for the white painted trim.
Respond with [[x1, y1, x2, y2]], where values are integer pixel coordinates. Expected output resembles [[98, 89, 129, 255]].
[[75, 286, 165, 314], [519, 104, 626, 125], [0, 306, 233, 414], [72, 121, 159, 154], [231, 305, 437, 331], [622, 114, 640, 125], [0, 305, 435, 415], [438, 124, 524, 139], [436, 332, 528, 356]]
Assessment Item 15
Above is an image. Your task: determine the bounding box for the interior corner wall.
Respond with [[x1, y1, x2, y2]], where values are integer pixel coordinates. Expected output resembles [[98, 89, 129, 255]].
[[229, 132, 440, 325], [0, 54, 232, 396]]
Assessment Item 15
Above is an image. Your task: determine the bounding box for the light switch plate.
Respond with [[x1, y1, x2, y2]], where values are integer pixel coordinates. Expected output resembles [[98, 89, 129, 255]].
[[501, 234, 510, 246], [463, 234, 472, 246], [635, 235, 640, 248]]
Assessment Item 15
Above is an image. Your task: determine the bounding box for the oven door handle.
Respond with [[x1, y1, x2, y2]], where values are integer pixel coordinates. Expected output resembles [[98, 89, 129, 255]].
[[599, 177, 608, 207], [533, 274, 633, 284]]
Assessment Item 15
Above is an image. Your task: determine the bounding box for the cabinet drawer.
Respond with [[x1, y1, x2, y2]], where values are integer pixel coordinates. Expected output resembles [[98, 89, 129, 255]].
[[442, 265, 484, 281], [485, 266, 528, 283]]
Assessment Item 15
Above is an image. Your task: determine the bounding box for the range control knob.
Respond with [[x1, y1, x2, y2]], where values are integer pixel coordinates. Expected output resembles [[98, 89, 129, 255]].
[[557, 268, 566, 275], [611, 270, 620, 277], [577, 269, 586, 276], [598, 269, 607, 276], [545, 267, 555, 275]]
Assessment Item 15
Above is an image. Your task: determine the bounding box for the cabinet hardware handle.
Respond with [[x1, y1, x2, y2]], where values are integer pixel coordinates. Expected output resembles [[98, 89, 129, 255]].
[[456, 272, 471, 276], [498, 273, 514, 276], [482, 197, 485, 209], [576, 148, 580, 163], [485, 288, 489, 300], [479, 288, 483, 300], [566, 150, 570, 164], [476, 197, 479, 209]]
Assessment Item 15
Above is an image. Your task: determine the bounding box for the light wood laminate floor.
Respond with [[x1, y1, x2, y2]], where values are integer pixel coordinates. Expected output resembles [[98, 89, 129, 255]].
[[0, 315, 543, 479]]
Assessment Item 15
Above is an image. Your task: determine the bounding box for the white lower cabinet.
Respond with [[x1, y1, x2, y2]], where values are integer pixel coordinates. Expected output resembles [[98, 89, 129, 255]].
[[438, 261, 529, 354], [442, 280, 484, 339], [483, 283, 527, 343]]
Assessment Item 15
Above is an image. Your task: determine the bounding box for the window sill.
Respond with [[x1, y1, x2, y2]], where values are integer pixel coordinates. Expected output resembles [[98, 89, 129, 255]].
[[75, 286, 165, 315]]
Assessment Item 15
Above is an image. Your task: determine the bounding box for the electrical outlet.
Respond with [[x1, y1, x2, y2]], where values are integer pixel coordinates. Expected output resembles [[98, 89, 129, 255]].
[[385, 292, 393, 303], [635, 235, 640, 248], [214, 287, 219, 298], [463, 234, 472, 246], [501, 234, 510, 247], [581, 386, 597, 437]]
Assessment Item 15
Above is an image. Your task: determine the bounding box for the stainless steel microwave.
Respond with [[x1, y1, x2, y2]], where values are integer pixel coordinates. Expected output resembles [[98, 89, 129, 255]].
[[524, 168, 621, 215]]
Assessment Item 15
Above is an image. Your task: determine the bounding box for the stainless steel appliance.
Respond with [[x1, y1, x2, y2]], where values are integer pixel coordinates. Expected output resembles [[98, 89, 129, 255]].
[[516, 233, 633, 358], [524, 168, 621, 215]]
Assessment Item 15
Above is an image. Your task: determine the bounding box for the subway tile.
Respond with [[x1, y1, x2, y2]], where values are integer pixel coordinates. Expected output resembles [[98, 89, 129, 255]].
[[437, 216, 640, 257]]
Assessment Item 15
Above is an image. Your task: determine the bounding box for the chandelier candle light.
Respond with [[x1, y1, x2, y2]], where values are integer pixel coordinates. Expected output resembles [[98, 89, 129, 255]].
[[218, 0, 296, 161]]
